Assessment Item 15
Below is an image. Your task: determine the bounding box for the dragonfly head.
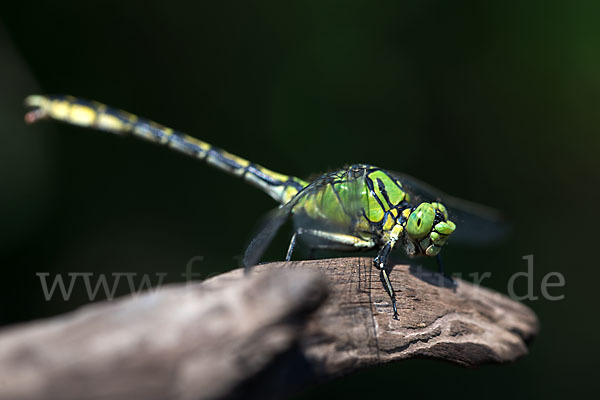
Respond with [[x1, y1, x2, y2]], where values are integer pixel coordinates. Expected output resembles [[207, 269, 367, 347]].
[[404, 202, 456, 256]]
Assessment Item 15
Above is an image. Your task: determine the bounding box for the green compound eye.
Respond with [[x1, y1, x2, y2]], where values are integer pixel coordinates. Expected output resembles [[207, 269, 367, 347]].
[[406, 203, 435, 240]]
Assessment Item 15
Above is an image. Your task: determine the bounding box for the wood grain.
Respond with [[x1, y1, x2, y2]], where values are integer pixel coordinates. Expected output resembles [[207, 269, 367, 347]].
[[0, 258, 538, 400]]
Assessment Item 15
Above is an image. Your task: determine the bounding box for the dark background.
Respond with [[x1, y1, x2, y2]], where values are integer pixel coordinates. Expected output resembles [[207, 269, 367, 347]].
[[1, 1, 597, 398]]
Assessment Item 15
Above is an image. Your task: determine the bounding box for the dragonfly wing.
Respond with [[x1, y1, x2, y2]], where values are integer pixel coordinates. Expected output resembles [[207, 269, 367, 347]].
[[244, 167, 373, 267], [391, 171, 510, 245], [243, 176, 325, 268], [243, 202, 296, 269], [291, 166, 370, 241]]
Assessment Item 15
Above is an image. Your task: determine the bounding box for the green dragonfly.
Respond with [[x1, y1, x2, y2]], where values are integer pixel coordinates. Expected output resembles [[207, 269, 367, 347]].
[[24, 95, 506, 318]]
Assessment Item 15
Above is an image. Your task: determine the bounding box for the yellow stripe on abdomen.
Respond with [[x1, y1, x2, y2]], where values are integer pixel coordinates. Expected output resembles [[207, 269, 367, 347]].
[[24, 94, 309, 204]]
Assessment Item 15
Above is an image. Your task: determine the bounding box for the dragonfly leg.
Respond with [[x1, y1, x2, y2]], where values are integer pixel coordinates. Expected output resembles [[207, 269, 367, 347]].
[[374, 242, 399, 319], [300, 229, 375, 248], [380, 268, 399, 319], [287, 229, 374, 261], [436, 254, 445, 274], [285, 231, 298, 261], [436, 254, 456, 288]]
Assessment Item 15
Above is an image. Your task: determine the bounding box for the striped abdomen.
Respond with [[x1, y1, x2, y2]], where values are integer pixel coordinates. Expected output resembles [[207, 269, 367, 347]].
[[25, 95, 307, 204]]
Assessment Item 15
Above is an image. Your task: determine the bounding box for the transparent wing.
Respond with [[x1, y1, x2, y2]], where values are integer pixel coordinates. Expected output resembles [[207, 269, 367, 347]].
[[243, 166, 372, 267], [243, 175, 328, 268], [345, 165, 370, 222], [292, 167, 370, 252], [391, 171, 510, 245], [243, 201, 297, 269], [294, 165, 372, 233]]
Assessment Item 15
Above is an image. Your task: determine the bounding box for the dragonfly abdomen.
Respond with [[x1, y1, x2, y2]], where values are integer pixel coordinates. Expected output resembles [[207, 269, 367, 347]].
[[24, 94, 308, 204]]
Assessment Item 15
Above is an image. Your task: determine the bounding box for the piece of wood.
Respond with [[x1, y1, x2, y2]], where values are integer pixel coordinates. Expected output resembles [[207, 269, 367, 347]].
[[0, 258, 538, 400]]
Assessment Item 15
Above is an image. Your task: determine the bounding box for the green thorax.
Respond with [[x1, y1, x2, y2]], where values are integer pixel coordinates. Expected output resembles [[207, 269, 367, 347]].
[[292, 164, 411, 241]]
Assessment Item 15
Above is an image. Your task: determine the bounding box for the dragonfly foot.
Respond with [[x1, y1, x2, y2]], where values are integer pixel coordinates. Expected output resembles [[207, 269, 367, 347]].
[[442, 274, 458, 289]]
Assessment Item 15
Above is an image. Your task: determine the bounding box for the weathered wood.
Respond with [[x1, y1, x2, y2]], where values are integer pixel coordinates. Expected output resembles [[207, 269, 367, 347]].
[[0, 258, 538, 400]]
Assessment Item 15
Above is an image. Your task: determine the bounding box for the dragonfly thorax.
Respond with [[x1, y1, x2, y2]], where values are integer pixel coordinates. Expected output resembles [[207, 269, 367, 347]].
[[403, 202, 456, 257]]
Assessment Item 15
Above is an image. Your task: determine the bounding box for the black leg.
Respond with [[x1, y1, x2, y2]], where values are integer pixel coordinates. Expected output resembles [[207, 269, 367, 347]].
[[374, 242, 391, 269], [436, 254, 445, 274], [380, 268, 398, 319], [436, 254, 456, 288], [374, 242, 398, 319], [285, 231, 298, 261]]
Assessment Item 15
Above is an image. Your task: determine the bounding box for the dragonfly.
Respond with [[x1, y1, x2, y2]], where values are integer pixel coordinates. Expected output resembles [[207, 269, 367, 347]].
[[24, 94, 507, 318]]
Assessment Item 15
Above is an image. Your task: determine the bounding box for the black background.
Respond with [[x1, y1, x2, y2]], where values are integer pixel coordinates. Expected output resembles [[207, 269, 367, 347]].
[[1, 1, 598, 398]]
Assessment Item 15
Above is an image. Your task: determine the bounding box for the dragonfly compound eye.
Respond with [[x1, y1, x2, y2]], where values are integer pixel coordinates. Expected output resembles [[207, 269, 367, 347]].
[[406, 203, 435, 240]]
